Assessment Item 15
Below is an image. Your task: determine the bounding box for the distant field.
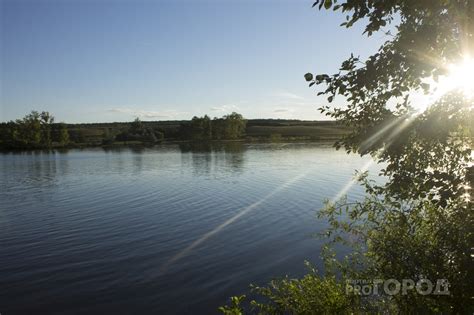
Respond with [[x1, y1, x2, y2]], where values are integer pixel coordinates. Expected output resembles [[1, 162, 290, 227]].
[[246, 124, 348, 139]]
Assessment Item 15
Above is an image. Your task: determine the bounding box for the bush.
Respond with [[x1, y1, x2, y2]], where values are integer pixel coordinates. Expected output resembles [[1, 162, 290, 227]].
[[220, 263, 361, 314]]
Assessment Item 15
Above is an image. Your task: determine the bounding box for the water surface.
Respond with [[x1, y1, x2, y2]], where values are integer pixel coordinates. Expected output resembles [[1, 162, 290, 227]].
[[0, 143, 377, 314]]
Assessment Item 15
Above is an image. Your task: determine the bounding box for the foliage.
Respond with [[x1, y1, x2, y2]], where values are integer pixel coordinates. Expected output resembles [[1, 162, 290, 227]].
[[0, 110, 69, 149], [101, 128, 115, 145], [319, 175, 473, 313], [219, 295, 246, 315], [179, 112, 247, 140], [1, 114, 342, 150], [52, 123, 70, 146], [222, 112, 247, 139], [305, 0, 474, 313], [220, 263, 361, 315], [305, 0, 474, 204], [222, 1, 473, 314], [360, 93, 471, 205], [115, 117, 164, 143], [130, 117, 144, 135], [304, 6, 474, 311], [180, 115, 213, 140], [269, 133, 282, 142], [307, 0, 474, 311]]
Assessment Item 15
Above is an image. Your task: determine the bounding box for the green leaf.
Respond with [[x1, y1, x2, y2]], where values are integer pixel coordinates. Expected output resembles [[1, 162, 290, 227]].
[[324, 0, 332, 10]]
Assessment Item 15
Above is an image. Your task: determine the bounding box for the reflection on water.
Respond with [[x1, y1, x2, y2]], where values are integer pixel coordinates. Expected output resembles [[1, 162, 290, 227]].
[[0, 143, 379, 314], [179, 142, 246, 176]]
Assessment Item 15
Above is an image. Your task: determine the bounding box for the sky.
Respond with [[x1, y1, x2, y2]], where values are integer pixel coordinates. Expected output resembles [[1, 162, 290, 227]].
[[1, 0, 387, 123]]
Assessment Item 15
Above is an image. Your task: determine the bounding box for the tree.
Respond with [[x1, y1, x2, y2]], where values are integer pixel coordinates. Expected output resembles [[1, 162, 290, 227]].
[[223, 112, 246, 139], [153, 128, 165, 142], [0, 110, 56, 149], [306, 1, 473, 312], [39, 111, 54, 147], [212, 117, 226, 140], [1, 112, 75, 149], [101, 128, 114, 145], [58, 125, 70, 146], [304, 0, 473, 203], [70, 129, 87, 144], [18, 111, 42, 147], [190, 116, 206, 140], [130, 117, 144, 135], [52, 123, 70, 146], [0, 122, 20, 147], [202, 115, 212, 140], [115, 118, 162, 144], [222, 1, 473, 313], [179, 113, 246, 140]]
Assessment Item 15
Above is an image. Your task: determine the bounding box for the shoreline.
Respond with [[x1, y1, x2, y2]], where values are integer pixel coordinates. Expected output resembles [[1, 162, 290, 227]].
[[0, 137, 341, 152]]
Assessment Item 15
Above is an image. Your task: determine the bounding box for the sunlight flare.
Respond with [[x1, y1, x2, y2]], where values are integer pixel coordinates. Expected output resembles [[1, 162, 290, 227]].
[[415, 55, 474, 112], [447, 56, 474, 95], [436, 55, 474, 98]]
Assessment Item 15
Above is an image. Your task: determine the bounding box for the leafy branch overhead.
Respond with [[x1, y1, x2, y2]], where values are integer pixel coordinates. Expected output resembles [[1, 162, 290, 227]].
[[306, 0, 473, 204], [308, 0, 473, 121]]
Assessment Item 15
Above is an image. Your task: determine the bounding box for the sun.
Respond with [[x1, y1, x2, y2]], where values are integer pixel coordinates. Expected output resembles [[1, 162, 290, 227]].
[[412, 56, 474, 113], [444, 56, 474, 96]]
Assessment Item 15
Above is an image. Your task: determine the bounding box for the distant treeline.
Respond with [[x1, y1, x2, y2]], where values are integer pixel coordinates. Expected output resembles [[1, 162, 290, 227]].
[[112, 112, 246, 142], [0, 110, 349, 150], [0, 111, 248, 149]]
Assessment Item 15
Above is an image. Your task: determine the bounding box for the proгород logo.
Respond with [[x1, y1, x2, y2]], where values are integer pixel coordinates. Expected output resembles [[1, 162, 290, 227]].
[[346, 279, 450, 296]]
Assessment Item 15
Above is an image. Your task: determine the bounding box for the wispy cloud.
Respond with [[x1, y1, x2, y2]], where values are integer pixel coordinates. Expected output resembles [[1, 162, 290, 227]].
[[274, 108, 293, 113], [107, 107, 186, 119], [210, 104, 240, 112]]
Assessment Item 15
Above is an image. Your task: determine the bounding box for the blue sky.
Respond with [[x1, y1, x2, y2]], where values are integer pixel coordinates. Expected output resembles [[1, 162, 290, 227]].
[[1, 0, 386, 123]]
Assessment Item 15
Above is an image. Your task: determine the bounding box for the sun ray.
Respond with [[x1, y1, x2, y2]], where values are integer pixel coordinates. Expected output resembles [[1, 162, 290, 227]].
[[330, 159, 374, 204], [159, 173, 308, 274], [330, 113, 419, 205]]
